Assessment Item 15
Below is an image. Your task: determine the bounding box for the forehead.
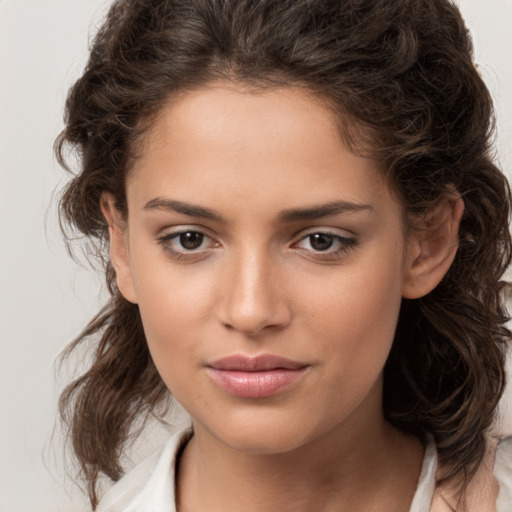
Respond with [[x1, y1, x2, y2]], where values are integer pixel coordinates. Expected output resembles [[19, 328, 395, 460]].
[[135, 84, 342, 166], [127, 85, 400, 223]]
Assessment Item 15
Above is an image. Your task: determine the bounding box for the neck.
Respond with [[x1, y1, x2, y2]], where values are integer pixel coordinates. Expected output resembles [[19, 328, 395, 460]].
[[176, 412, 423, 512]]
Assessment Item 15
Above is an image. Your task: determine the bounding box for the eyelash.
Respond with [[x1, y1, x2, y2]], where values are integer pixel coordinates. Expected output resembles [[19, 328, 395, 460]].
[[293, 232, 357, 260], [157, 230, 219, 260], [156, 229, 357, 261]]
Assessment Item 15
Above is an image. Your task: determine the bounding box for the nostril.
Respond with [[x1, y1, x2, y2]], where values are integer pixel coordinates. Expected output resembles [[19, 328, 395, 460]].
[[219, 300, 292, 337], [216, 251, 292, 336]]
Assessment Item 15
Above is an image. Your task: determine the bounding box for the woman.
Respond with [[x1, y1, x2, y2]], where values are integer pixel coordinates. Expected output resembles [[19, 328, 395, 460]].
[[56, 0, 512, 510]]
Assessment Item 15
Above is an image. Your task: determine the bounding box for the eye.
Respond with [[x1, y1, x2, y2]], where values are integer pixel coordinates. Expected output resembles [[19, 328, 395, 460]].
[[303, 233, 336, 251], [294, 231, 356, 257], [175, 231, 207, 250], [157, 229, 218, 257]]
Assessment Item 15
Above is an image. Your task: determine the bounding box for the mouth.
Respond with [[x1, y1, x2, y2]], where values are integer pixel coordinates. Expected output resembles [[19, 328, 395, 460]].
[[205, 354, 310, 398]]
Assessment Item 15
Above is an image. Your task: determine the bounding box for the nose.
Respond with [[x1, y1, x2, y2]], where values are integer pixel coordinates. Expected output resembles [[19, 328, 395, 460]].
[[217, 247, 292, 337]]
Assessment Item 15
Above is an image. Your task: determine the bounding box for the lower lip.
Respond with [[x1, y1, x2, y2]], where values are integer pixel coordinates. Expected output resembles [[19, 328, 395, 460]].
[[206, 367, 309, 398]]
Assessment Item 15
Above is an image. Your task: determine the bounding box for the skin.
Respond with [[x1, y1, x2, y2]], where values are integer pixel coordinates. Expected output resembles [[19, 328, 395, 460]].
[[102, 84, 464, 511]]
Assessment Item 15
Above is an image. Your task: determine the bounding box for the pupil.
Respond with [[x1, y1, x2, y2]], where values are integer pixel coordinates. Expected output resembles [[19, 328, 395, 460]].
[[180, 232, 203, 250], [310, 233, 333, 251]]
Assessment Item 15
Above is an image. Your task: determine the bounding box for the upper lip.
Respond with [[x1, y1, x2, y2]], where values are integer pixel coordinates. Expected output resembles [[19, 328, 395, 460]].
[[207, 354, 308, 372]]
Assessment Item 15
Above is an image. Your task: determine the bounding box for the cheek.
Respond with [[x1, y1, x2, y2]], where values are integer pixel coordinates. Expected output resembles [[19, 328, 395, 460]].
[[294, 260, 404, 428], [129, 252, 218, 383], [299, 249, 404, 373]]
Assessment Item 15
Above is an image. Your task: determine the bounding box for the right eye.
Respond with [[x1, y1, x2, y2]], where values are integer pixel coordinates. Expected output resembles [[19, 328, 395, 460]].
[[157, 229, 219, 258], [173, 231, 207, 250]]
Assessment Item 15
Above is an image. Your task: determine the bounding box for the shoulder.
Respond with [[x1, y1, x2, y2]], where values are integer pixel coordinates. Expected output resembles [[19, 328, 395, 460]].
[[431, 436, 512, 512], [495, 436, 512, 511], [96, 426, 193, 512]]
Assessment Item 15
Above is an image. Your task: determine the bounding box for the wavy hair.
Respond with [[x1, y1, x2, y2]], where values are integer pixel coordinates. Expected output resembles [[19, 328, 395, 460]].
[[55, 0, 511, 507]]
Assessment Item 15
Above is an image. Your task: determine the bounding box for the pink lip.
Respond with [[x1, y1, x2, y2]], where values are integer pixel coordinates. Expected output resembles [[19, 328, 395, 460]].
[[206, 355, 310, 398]]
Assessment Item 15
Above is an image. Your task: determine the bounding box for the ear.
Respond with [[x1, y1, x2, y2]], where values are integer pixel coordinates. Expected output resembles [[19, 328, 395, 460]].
[[100, 193, 138, 304], [402, 192, 464, 299]]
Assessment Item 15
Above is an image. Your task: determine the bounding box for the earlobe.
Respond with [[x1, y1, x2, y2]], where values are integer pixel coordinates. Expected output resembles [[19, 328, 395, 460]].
[[100, 193, 138, 304], [402, 193, 464, 299]]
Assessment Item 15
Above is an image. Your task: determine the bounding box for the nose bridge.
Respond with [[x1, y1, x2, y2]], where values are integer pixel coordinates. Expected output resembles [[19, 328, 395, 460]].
[[219, 242, 288, 335]]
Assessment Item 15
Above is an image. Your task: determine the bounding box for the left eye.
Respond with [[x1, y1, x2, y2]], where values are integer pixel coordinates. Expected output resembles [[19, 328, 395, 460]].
[[295, 232, 355, 253]]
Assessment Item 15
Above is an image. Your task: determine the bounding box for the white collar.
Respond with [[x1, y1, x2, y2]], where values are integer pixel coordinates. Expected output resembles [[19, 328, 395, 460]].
[[98, 427, 438, 512]]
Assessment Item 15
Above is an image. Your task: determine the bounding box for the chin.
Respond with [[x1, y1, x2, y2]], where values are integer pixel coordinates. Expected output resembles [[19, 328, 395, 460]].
[[195, 407, 322, 456]]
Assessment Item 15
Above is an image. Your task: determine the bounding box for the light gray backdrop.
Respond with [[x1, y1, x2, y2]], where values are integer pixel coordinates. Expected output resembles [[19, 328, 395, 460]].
[[1, 1, 511, 510]]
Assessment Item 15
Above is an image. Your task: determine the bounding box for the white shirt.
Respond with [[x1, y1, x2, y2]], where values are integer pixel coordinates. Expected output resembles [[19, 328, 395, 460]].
[[96, 428, 512, 512]]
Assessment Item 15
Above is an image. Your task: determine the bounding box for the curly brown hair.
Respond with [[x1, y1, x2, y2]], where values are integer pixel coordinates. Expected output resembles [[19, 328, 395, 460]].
[[55, 0, 511, 507]]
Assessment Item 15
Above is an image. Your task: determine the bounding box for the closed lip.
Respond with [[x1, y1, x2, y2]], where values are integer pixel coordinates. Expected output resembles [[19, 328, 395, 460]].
[[206, 354, 309, 371], [205, 354, 310, 398]]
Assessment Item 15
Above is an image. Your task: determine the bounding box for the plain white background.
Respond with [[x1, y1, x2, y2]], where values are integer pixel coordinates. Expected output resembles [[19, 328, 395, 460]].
[[1, 1, 511, 510]]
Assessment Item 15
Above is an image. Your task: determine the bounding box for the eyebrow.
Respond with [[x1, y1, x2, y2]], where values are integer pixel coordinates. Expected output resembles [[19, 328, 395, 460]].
[[278, 200, 374, 222], [143, 198, 224, 221], [143, 198, 373, 222]]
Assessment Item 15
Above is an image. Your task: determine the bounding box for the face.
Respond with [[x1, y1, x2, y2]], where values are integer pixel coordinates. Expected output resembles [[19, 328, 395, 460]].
[[110, 85, 418, 454]]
